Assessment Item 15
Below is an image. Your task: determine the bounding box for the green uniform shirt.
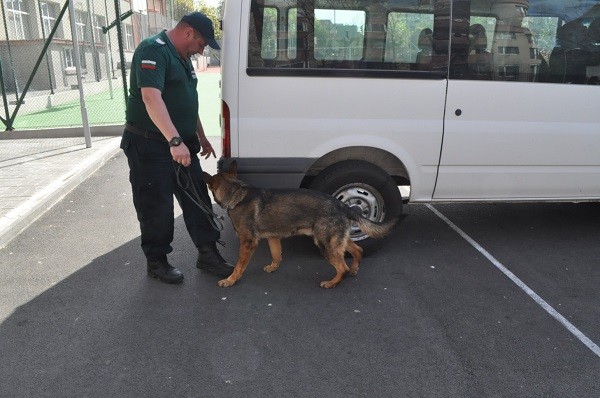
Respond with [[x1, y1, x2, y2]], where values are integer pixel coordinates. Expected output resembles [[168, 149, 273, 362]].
[[125, 30, 199, 139]]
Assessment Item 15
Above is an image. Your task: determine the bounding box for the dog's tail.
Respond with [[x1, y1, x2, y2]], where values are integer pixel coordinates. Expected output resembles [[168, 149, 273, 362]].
[[352, 213, 408, 239]]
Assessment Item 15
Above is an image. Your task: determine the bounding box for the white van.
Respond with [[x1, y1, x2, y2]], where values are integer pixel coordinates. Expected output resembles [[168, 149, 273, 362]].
[[218, 0, 600, 252]]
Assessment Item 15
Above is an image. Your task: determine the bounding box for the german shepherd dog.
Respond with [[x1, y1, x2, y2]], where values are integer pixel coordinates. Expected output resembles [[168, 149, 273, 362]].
[[203, 161, 404, 288]]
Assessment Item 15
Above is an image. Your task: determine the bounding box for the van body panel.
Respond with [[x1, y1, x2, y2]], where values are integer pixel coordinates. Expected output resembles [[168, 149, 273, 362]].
[[220, 0, 243, 157], [236, 77, 447, 159], [436, 81, 600, 199], [236, 76, 447, 198], [222, 0, 600, 204], [218, 157, 314, 188]]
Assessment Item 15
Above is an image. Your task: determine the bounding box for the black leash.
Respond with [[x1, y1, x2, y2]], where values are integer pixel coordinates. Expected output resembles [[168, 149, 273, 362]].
[[173, 162, 224, 231]]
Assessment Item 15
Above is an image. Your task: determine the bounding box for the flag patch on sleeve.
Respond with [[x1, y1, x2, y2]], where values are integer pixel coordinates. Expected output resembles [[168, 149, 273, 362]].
[[141, 60, 157, 70]]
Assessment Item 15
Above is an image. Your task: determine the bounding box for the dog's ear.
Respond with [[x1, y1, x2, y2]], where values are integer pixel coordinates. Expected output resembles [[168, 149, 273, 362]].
[[228, 160, 238, 176], [202, 171, 213, 187]]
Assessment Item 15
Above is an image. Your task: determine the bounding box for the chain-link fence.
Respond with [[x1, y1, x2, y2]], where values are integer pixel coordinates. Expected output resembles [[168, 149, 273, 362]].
[[0, 0, 218, 132]]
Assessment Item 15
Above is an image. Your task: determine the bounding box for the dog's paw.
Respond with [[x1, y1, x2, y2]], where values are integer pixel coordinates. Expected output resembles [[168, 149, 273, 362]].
[[218, 278, 235, 287], [320, 280, 338, 289], [263, 264, 279, 273]]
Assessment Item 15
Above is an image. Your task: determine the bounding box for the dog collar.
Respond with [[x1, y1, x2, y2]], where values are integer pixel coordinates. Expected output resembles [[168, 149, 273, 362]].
[[222, 185, 244, 211]]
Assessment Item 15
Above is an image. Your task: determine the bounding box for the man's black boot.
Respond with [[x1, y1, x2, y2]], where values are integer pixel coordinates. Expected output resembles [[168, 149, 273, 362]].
[[196, 242, 234, 277], [147, 258, 184, 284]]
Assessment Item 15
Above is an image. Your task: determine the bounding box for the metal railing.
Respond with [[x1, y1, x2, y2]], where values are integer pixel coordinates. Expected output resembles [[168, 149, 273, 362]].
[[0, 0, 183, 135]]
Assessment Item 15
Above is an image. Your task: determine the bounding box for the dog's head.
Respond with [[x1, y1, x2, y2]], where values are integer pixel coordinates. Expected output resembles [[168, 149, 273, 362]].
[[203, 161, 243, 209]]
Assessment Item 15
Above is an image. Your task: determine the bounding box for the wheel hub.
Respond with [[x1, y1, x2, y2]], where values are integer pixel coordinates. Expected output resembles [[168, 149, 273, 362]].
[[333, 184, 386, 240]]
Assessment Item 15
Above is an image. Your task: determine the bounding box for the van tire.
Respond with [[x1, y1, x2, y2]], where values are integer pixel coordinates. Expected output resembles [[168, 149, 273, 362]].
[[309, 160, 402, 255]]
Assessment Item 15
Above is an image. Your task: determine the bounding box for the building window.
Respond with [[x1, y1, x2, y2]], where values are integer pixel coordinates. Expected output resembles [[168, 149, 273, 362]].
[[498, 65, 519, 80], [496, 32, 516, 40], [147, 0, 162, 14], [5, 0, 29, 40], [94, 15, 105, 43], [75, 10, 87, 41], [124, 24, 134, 50], [64, 47, 86, 69], [64, 48, 74, 68], [498, 46, 520, 55], [529, 47, 539, 60], [39, 1, 62, 38], [40, 2, 52, 34]]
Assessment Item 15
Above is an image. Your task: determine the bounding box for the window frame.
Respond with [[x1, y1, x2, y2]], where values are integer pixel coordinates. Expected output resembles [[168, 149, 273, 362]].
[[5, 0, 29, 40], [246, 0, 448, 79]]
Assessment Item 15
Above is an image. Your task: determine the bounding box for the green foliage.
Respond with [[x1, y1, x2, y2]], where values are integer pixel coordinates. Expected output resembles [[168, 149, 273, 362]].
[[198, 1, 223, 39], [314, 20, 363, 60], [172, 0, 195, 20], [385, 12, 434, 63], [524, 16, 560, 58], [169, 0, 222, 38]]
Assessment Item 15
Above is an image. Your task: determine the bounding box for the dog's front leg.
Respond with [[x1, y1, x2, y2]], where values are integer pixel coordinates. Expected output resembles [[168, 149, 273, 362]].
[[264, 238, 282, 273], [218, 238, 258, 287]]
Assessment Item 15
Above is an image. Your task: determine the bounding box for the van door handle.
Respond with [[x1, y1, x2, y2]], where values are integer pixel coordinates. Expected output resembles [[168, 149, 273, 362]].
[[455, 109, 462, 116]]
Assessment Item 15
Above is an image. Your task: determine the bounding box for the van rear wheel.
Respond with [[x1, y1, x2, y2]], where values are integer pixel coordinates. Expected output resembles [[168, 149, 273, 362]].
[[309, 160, 402, 255]]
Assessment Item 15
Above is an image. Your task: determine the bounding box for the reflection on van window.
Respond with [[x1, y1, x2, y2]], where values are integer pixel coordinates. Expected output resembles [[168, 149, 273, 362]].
[[260, 7, 278, 60], [314, 9, 365, 61], [384, 13, 434, 64], [247, 0, 600, 85], [248, 0, 446, 72], [288, 8, 298, 60]]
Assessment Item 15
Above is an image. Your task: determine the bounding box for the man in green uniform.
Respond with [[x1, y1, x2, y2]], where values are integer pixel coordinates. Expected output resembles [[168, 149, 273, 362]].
[[121, 12, 232, 284]]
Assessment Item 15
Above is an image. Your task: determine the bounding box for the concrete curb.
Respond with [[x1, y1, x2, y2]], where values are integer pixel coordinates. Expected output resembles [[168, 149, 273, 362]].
[[0, 125, 123, 140], [0, 137, 122, 249], [0, 126, 221, 139]]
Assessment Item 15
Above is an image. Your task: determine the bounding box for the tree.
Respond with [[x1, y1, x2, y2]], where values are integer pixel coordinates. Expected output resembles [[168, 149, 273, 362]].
[[172, 0, 195, 20], [197, 0, 222, 40]]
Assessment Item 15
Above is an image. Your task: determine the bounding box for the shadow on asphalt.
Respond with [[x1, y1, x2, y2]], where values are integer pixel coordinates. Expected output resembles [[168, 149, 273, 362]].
[[0, 152, 598, 397], [1, 211, 459, 397]]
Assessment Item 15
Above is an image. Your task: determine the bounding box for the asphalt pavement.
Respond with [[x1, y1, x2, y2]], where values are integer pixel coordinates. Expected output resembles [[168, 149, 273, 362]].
[[0, 136, 598, 397], [0, 134, 122, 249]]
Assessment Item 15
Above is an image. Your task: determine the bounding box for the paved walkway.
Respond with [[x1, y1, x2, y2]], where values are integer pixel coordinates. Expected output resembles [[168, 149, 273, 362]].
[[0, 135, 122, 248], [0, 68, 222, 249]]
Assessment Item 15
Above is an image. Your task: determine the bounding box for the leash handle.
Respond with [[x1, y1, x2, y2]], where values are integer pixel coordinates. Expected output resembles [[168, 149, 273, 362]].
[[174, 163, 224, 231]]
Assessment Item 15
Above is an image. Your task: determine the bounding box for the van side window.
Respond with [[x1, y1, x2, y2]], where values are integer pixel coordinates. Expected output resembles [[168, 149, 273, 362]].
[[247, 0, 449, 75], [384, 12, 434, 64], [260, 7, 278, 60], [450, 0, 600, 84], [288, 8, 298, 60], [314, 9, 365, 61], [247, 0, 600, 83], [545, 18, 599, 84]]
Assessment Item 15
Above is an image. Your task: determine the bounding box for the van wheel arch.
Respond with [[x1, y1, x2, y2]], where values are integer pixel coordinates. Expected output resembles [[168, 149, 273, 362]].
[[301, 146, 410, 187]]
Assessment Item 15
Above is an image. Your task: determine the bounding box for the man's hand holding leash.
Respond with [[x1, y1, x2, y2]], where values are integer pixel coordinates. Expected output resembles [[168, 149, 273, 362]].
[[171, 143, 191, 166]]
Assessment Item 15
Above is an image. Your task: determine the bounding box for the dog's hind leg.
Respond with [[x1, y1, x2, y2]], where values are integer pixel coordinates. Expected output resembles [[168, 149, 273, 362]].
[[319, 239, 350, 289], [320, 253, 350, 288], [218, 237, 259, 287], [264, 238, 282, 273], [346, 239, 363, 276]]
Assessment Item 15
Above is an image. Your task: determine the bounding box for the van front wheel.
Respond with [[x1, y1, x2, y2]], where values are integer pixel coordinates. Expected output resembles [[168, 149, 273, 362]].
[[309, 161, 402, 255]]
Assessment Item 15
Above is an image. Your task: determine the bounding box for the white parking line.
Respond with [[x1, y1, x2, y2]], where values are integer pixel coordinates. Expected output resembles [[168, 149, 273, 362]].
[[426, 204, 600, 359]]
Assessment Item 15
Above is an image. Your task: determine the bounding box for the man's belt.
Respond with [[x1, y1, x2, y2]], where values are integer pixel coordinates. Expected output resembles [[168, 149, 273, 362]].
[[125, 123, 165, 141]]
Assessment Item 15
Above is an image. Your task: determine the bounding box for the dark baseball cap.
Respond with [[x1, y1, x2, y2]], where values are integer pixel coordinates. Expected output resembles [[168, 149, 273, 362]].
[[181, 12, 220, 50]]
